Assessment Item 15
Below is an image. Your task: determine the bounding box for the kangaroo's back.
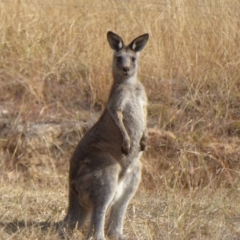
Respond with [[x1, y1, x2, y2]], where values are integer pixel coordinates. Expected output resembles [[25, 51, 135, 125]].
[[68, 108, 123, 178]]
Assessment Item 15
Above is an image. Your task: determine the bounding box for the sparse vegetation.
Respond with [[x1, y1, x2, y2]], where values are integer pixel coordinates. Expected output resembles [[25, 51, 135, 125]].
[[1, 0, 240, 239]]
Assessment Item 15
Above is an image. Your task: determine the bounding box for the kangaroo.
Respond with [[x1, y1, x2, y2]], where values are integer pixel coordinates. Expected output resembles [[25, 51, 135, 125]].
[[62, 31, 149, 240]]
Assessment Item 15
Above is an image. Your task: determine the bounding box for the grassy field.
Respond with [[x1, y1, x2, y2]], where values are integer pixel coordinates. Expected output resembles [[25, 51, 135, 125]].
[[1, 0, 240, 239]]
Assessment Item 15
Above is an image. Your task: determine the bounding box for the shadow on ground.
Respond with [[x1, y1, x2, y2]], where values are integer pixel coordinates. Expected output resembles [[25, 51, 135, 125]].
[[0, 220, 70, 239]]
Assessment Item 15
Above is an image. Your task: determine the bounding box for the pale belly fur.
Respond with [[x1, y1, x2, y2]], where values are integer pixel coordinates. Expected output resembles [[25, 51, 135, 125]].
[[112, 152, 143, 204]]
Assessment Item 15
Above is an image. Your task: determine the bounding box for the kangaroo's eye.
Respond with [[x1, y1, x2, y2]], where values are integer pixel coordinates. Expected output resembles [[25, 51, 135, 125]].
[[132, 57, 136, 62], [116, 56, 122, 62]]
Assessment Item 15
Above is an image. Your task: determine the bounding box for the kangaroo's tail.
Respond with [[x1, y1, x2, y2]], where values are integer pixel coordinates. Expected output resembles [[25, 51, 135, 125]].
[[55, 189, 88, 238]]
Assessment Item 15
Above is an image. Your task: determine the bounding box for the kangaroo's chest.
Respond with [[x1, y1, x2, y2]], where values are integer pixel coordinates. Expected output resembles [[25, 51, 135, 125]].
[[124, 87, 147, 121], [133, 85, 147, 106]]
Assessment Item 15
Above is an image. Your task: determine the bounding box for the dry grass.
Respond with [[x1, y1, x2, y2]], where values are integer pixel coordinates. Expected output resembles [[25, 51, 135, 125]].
[[1, 0, 240, 239], [1, 181, 240, 239]]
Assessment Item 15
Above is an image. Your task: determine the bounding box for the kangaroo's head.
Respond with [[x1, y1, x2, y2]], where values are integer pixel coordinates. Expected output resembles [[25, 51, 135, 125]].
[[107, 31, 149, 81]]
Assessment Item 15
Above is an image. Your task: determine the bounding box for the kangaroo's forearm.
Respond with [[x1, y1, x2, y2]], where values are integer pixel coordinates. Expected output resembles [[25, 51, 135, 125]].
[[109, 109, 129, 139]]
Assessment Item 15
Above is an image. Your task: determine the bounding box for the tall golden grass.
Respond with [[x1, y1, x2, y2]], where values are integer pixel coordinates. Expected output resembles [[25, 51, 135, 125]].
[[1, 0, 240, 105], [1, 0, 240, 239]]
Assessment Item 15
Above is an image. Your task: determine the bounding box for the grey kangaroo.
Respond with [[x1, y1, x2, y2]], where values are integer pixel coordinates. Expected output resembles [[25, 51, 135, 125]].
[[62, 31, 149, 240]]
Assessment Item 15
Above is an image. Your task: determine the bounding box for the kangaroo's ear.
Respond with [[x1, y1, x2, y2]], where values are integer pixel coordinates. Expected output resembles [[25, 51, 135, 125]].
[[129, 33, 149, 52], [107, 31, 124, 51]]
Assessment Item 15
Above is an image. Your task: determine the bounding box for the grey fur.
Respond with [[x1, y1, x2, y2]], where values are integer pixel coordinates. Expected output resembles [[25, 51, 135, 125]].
[[62, 31, 149, 240]]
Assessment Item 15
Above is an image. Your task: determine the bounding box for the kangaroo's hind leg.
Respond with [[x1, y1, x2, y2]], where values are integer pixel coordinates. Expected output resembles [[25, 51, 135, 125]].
[[106, 161, 142, 239], [74, 152, 120, 240]]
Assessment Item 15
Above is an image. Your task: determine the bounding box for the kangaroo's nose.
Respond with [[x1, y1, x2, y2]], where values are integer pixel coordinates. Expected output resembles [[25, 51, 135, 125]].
[[122, 66, 130, 73]]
